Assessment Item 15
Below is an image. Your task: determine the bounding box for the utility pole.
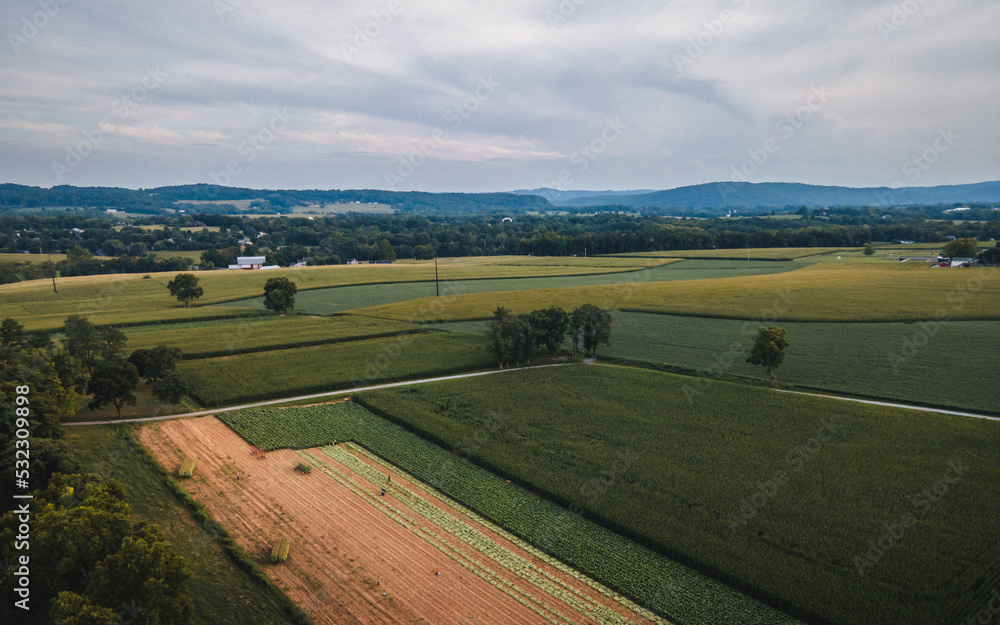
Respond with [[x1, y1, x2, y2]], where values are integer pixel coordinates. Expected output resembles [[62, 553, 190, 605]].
[[434, 256, 439, 297], [47, 252, 57, 294]]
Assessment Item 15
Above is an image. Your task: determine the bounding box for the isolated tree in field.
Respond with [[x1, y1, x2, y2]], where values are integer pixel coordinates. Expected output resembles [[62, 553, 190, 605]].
[[942, 237, 979, 259], [153, 372, 188, 409], [570, 304, 612, 357], [86, 358, 140, 417], [747, 326, 789, 388], [166, 273, 203, 308], [263, 277, 298, 314], [863, 243, 875, 258], [528, 307, 569, 355]]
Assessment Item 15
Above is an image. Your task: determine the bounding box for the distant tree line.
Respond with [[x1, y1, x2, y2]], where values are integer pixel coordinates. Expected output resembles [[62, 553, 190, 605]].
[[1, 206, 998, 284]]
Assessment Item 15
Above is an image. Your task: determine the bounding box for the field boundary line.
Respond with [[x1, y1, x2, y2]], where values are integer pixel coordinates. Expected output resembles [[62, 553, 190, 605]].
[[64, 364, 567, 426], [773, 389, 1000, 421]]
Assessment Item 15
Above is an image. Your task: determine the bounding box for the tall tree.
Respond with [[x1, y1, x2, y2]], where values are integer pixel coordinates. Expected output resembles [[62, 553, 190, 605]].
[[528, 307, 569, 356], [0, 318, 25, 347], [746, 325, 789, 387], [144, 345, 182, 383], [86, 525, 192, 625], [263, 277, 298, 314], [152, 372, 188, 410], [942, 237, 979, 259], [571, 304, 612, 357], [50, 592, 119, 625], [377, 238, 397, 261], [166, 273, 203, 308], [97, 326, 127, 361], [86, 358, 140, 417], [62, 315, 101, 372]]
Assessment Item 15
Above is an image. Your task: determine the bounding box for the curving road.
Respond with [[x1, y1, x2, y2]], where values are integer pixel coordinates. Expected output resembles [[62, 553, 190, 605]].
[[64, 364, 567, 426], [65, 362, 999, 427]]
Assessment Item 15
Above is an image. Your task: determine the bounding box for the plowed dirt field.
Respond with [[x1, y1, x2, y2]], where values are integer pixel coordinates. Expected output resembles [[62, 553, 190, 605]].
[[138, 416, 665, 625]]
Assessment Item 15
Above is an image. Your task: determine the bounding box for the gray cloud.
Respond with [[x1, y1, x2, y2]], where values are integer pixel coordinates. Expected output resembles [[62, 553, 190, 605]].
[[1, 0, 997, 191]]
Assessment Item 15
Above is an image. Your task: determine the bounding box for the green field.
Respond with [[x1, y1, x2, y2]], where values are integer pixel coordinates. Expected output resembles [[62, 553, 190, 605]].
[[353, 365, 1000, 625], [354, 262, 1000, 323], [607, 247, 844, 260], [0, 252, 70, 263], [431, 313, 1000, 413], [0, 256, 671, 330], [178, 330, 493, 406], [217, 401, 800, 625], [64, 426, 299, 625], [291, 202, 394, 214], [225, 259, 801, 316], [126, 314, 420, 358]]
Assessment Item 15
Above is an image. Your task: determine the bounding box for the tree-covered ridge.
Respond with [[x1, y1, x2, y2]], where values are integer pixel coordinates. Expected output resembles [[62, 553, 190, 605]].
[[0, 183, 552, 215]]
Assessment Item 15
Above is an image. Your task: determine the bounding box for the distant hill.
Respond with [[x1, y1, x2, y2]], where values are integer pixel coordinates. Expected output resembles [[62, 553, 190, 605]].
[[524, 181, 1000, 209], [510, 188, 656, 204], [0, 184, 552, 215]]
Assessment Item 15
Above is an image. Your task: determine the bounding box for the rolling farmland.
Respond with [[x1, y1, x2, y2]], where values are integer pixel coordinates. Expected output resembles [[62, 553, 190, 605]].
[[0, 255, 674, 330], [216, 401, 799, 624], [125, 314, 420, 358], [221, 259, 798, 316], [355, 365, 1000, 625], [430, 313, 1000, 413], [178, 331, 493, 406], [353, 262, 1000, 323], [140, 415, 671, 625]]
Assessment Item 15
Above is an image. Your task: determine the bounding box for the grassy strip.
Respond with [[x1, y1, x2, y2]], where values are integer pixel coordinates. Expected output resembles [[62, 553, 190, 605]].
[[602, 247, 849, 260], [118, 426, 312, 625], [121, 313, 422, 359]]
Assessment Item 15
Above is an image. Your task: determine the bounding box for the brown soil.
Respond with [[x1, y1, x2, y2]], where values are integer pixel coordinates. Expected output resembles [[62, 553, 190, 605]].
[[139, 416, 666, 625]]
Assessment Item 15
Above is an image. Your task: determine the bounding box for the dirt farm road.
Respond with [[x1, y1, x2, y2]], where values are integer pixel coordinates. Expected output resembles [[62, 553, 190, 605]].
[[65, 363, 568, 427], [65, 362, 998, 427]]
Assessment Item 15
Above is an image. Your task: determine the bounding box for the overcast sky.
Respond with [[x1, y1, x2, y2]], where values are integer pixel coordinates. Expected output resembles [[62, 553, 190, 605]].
[[1, 0, 998, 193]]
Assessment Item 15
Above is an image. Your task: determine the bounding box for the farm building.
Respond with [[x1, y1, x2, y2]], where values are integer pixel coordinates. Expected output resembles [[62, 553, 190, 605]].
[[345, 258, 359, 265], [227, 256, 279, 270]]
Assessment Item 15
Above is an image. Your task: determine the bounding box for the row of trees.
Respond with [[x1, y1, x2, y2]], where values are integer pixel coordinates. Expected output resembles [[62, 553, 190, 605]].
[[0, 327, 192, 624], [486, 305, 612, 367], [166, 273, 298, 315]]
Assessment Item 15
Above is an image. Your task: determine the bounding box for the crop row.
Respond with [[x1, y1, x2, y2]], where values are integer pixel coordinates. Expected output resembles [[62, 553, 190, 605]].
[[318, 444, 643, 625], [218, 401, 800, 624], [126, 314, 421, 359], [180, 331, 493, 407]]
